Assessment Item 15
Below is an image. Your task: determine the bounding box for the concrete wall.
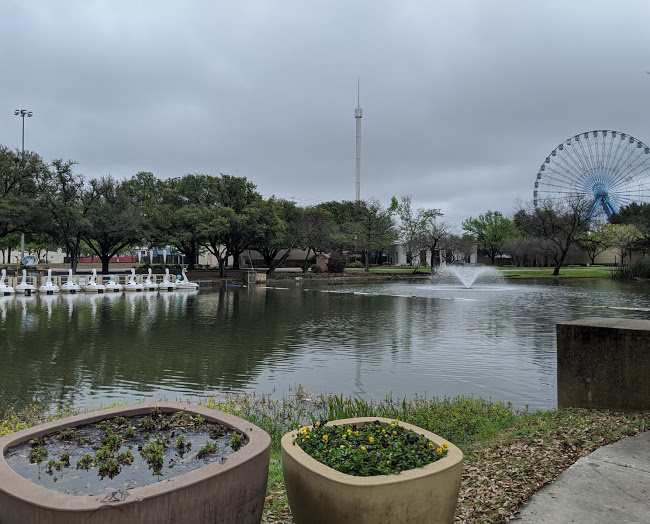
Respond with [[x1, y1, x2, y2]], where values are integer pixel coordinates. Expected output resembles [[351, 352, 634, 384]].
[[557, 318, 650, 410]]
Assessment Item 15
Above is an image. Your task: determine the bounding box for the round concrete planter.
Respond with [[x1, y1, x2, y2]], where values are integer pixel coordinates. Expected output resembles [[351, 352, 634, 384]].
[[281, 417, 463, 524], [0, 402, 271, 524]]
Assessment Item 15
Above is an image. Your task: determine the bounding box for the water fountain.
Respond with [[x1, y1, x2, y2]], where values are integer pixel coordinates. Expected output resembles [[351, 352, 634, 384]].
[[433, 265, 505, 288]]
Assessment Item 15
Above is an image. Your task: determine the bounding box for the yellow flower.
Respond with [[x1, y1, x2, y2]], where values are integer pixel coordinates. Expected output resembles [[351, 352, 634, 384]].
[[382, 429, 386, 434], [361, 446, 367, 452], [442, 443, 449, 449], [329, 449, 332, 453], [386, 460, 390, 465], [392, 431, 397, 435], [354, 431, 359, 436], [390, 423, 395, 428], [323, 435, 328, 441], [342, 434, 347, 440], [368, 436, 375, 444], [437, 447, 443, 455], [315, 421, 320, 427], [340, 445, 345, 449], [347, 429, 352, 435], [306, 435, 310, 439]]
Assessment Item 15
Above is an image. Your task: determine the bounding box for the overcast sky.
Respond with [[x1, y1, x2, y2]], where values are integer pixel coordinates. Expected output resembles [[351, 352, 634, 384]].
[[2, 1, 649, 229]]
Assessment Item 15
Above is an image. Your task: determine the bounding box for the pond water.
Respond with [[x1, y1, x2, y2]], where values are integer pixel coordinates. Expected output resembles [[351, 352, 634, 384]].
[[1, 275, 649, 412]]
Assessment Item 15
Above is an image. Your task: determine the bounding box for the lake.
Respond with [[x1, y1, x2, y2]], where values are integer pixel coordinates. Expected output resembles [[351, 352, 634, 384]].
[[1, 275, 648, 412]]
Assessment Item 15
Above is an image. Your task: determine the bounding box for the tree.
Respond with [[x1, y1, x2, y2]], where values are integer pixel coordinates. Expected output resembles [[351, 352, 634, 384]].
[[516, 196, 592, 275], [0, 145, 47, 240], [390, 196, 428, 266], [213, 174, 263, 271], [355, 200, 396, 272], [121, 171, 167, 250], [83, 176, 144, 273], [249, 198, 303, 275], [298, 208, 333, 271], [607, 223, 643, 265], [609, 202, 650, 253], [579, 222, 614, 265], [192, 174, 264, 275], [159, 174, 213, 270], [462, 211, 518, 265], [35, 160, 93, 272], [420, 213, 447, 270]]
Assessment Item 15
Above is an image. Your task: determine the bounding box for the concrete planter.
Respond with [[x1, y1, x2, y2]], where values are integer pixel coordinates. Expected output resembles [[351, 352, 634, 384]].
[[281, 417, 463, 524], [0, 402, 271, 524]]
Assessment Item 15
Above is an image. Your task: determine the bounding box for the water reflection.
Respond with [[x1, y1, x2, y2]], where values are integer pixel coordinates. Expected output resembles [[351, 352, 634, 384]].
[[0, 280, 649, 413]]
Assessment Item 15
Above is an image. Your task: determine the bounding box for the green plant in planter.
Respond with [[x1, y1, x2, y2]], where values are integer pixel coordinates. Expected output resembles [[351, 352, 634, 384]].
[[58, 428, 75, 440], [28, 442, 48, 464], [197, 440, 218, 459], [117, 449, 134, 466], [229, 432, 244, 452], [294, 419, 449, 476], [98, 458, 120, 479], [76, 453, 93, 470]]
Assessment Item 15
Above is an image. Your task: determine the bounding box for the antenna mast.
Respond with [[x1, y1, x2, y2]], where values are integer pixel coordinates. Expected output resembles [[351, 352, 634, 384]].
[[355, 78, 363, 202]]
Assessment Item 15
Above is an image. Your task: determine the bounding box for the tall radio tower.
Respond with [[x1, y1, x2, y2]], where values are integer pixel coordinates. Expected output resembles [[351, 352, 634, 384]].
[[355, 78, 362, 202]]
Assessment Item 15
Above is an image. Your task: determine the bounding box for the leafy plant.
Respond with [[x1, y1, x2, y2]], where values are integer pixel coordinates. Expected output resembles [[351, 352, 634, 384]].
[[197, 440, 218, 459], [294, 419, 449, 476], [29, 445, 48, 464], [58, 428, 75, 440], [76, 453, 94, 470], [98, 458, 120, 479], [229, 432, 244, 451], [117, 449, 134, 466]]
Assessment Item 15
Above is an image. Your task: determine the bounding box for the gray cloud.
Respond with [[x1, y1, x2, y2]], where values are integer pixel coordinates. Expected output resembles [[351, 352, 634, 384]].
[[2, 0, 649, 229]]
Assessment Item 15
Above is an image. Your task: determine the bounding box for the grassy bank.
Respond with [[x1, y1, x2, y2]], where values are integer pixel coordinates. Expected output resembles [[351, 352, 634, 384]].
[[2, 392, 649, 523], [497, 266, 615, 279]]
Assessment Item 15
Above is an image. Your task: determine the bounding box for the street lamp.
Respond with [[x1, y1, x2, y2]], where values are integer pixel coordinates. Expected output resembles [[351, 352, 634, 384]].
[[14, 109, 33, 262]]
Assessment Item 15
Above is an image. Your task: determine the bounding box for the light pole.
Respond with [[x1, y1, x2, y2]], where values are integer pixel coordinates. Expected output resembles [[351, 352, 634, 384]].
[[14, 109, 33, 262]]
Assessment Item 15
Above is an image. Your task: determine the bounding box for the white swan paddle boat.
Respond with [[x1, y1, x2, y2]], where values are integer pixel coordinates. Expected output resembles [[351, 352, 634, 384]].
[[104, 273, 123, 293], [61, 269, 81, 294], [176, 268, 199, 291], [143, 268, 159, 291], [159, 268, 177, 291], [0, 269, 15, 296], [38, 268, 60, 295], [125, 268, 144, 292], [86, 269, 106, 293], [15, 269, 37, 295]]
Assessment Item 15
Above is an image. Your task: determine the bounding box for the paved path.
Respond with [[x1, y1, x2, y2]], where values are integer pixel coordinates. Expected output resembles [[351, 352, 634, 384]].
[[511, 431, 650, 523]]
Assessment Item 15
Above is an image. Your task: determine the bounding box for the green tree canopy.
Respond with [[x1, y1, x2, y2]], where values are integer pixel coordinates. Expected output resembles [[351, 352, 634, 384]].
[[462, 211, 518, 265], [83, 176, 145, 273]]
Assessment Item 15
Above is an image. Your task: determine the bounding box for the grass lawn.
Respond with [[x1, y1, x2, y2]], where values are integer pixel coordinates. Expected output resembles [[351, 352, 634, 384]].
[[496, 266, 615, 278]]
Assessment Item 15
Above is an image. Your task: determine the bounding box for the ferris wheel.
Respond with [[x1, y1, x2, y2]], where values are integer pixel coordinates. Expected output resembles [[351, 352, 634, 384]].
[[533, 130, 650, 220]]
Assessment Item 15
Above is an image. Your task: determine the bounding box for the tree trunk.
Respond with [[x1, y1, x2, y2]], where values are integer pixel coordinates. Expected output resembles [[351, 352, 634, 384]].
[[101, 255, 110, 274], [302, 247, 312, 272], [267, 242, 295, 275], [217, 257, 226, 278]]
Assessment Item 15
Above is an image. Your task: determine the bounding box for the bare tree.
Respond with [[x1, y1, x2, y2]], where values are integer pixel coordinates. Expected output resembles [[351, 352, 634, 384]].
[[516, 195, 592, 275]]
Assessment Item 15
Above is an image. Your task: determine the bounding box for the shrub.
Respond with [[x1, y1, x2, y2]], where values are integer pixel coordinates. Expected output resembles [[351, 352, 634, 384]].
[[327, 251, 346, 273], [611, 259, 650, 280], [348, 261, 364, 269], [310, 264, 322, 273]]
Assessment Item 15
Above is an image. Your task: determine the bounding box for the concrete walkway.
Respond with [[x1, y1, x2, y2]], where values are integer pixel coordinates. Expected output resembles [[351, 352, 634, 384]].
[[511, 431, 650, 523]]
